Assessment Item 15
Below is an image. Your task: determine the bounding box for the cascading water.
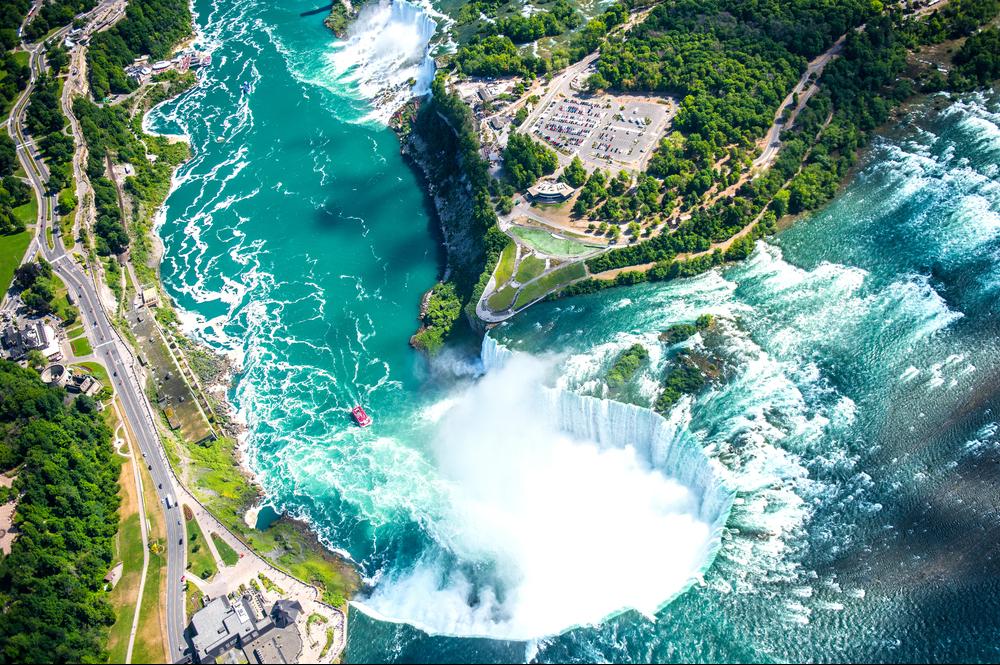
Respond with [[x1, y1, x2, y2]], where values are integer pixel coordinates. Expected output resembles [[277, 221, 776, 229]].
[[353, 336, 734, 640], [326, 0, 438, 121]]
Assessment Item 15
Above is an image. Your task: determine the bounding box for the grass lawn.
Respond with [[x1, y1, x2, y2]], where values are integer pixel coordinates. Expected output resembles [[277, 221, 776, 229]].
[[514, 262, 587, 309], [515, 254, 546, 283], [50, 272, 80, 323], [487, 284, 518, 312], [212, 532, 240, 566], [494, 241, 516, 285], [67, 324, 86, 339], [12, 198, 37, 229], [106, 454, 145, 664], [71, 335, 93, 356], [185, 513, 218, 581], [185, 584, 203, 618], [163, 429, 359, 608], [0, 231, 32, 297], [511, 226, 602, 258], [72, 361, 111, 390], [132, 456, 167, 665]]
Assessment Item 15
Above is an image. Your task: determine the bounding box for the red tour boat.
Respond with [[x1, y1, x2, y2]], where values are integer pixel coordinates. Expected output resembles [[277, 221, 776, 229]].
[[352, 405, 372, 427]]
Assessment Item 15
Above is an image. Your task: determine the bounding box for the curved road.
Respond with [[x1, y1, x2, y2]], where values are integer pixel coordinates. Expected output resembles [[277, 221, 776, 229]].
[[7, 8, 187, 662]]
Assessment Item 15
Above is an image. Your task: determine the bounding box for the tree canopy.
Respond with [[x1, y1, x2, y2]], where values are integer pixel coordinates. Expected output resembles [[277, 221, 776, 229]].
[[86, 0, 192, 99], [503, 132, 558, 190], [0, 360, 120, 663]]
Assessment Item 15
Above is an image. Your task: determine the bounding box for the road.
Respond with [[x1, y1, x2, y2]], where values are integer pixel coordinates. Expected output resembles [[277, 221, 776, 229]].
[[754, 35, 846, 170], [7, 6, 188, 662]]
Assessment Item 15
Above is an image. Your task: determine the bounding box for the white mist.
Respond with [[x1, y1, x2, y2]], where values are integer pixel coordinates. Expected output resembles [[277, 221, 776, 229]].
[[356, 342, 729, 639]]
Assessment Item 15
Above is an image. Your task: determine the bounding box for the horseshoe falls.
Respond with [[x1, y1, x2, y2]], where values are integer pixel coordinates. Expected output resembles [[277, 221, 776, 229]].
[[142, 0, 1000, 659]]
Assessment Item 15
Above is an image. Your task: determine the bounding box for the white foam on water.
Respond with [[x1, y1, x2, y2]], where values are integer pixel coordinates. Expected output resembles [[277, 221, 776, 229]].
[[355, 339, 732, 640], [270, 0, 442, 123]]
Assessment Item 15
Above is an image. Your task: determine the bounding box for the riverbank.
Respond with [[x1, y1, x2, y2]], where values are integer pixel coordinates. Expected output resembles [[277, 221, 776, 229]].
[[128, 14, 363, 618]]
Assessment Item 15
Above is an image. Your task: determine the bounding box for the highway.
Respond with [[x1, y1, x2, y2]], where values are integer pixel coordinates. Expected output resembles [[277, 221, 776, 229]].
[[7, 5, 188, 662]]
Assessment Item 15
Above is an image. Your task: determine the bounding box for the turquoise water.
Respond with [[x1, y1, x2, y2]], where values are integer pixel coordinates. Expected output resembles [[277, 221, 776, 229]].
[[148, 0, 1000, 661]]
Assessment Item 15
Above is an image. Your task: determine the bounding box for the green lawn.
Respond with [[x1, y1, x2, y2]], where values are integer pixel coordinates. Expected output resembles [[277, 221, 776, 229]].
[[12, 199, 37, 229], [514, 262, 587, 309], [71, 335, 93, 356], [211, 532, 240, 566], [106, 511, 144, 663], [73, 361, 110, 387], [132, 544, 165, 665], [163, 430, 359, 608], [487, 284, 518, 312], [67, 325, 86, 339], [515, 254, 547, 283], [0, 231, 32, 297], [50, 273, 80, 324], [511, 226, 602, 258], [185, 515, 218, 581], [494, 241, 516, 285], [132, 459, 166, 664]]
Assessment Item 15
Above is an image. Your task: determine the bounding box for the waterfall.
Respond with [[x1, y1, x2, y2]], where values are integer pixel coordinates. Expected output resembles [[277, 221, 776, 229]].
[[357, 336, 736, 639], [482, 334, 733, 532], [326, 0, 438, 121]]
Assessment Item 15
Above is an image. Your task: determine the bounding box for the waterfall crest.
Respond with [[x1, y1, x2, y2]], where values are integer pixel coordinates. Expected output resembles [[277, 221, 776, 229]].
[[327, 0, 438, 121], [482, 335, 733, 534]]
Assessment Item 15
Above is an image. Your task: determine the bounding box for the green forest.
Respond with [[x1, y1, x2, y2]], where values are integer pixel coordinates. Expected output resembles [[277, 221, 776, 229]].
[[407, 73, 507, 353], [0, 1, 31, 52], [86, 0, 192, 99], [0, 135, 32, 235], [416, 0, 1000, 339], [453, 0, 637, 77], [74, 95, 190, 258], [567, 0, 1000, 286], [0, 361, 120, 663]]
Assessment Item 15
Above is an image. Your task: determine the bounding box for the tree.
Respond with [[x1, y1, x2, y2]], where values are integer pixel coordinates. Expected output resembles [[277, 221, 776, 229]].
[[503, 133, 558, 190], [496, 195, 514, 215], [0, 134, 17, 176], [25, 349, 46, 371], [0, 360, 119, 663], [560, 156, 587, 188]]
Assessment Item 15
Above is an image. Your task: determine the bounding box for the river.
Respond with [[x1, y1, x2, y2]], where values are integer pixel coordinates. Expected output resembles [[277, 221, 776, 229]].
[[146, 0, 1000, 661]]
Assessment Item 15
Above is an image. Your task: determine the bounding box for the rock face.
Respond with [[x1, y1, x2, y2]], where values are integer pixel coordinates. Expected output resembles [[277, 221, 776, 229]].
[[394, 97, 494, 342]]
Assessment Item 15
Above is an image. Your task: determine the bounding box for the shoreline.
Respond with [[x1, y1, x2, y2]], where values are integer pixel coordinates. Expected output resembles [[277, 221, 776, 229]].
[[130, 7, 362, 615]]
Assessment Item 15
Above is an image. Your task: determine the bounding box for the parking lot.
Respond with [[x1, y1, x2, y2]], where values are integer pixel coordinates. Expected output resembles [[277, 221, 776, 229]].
[[529, 93, 674, 172]]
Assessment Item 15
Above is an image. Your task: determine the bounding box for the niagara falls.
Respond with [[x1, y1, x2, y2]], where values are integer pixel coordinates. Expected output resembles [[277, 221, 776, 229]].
[[16, 0, 995, 662]]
